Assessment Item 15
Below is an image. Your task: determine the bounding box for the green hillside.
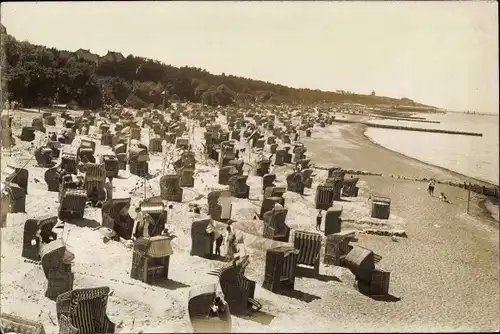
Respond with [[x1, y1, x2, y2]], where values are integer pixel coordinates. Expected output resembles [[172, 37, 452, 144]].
[[1, 24, 437, 111]]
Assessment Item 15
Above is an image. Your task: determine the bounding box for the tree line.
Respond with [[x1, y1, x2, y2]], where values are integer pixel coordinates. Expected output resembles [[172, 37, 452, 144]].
[[1, 25, 434, 110]]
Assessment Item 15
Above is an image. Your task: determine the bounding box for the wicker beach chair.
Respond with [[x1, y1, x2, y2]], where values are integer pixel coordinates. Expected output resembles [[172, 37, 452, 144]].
[[101, 198, 134, 240], [139, 201, 167, 237], [100, 155, 119, 179], [0, 313, 46, 334], [61, 153, 78, 175], [262, 246, 299, 294], [342, 177, 360, 197], [22, 216, 58, 261], [371, 195, 391, 220], [178, 167, 195, 188], [190, 219, 215, 258], [286, 172, 305, 195], [344, 246, 375, 283], [41, 239, 74, 300], [315, 185, 335, 210], [293, 230, 322, 278], [324, 231, 356, 266], [228, 175, 250, 199], [212, 256, 261, 315], [128, 147, 149, 177], [35, 146, 55, 167], [47, 141, 62, 159], [5, 167, 29, 195], [130, 236, 174, 284], [188, 285, 232, 333], [58, 189, 87, 221], [262, 174, 277, 194], [207, 190, 232, 222], [255, 159, 271, 177], [160, 175, 183, 202], [324, 205, 343, 235], [2, 182, 26, 213], [262, 208, 290, 242], [56, 287, 115, 334]]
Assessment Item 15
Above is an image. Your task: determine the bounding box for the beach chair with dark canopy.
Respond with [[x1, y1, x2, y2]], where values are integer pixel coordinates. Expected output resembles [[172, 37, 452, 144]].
[[262, 208, 290, 242], [160, 175, 183, 202], [315, 185, 335, 210], [324, 231, 355, 265], [40, 239, 74, 300], [101, 198, 134, 240], [130, 235, 174, 284], [2, 182, 26, 213], [342, 177, 360, 197], [262, 246, 299, 294], [262, 174, 276, 193], [344, 246, 390, 296], [22, 216, 58, 261], [5, 166, 29, 194], [286, 172, 305, 195], [61, 153, 78, 175], [0, 313, 46, 334], [56, 287, 115, 334], [218, 256, 261, 315], [188, 284, 232, 333], [190, 219, 214, 258], [293, 230, 322, 277], [58, 189, 87, 221], [35, 146, 56, 167]]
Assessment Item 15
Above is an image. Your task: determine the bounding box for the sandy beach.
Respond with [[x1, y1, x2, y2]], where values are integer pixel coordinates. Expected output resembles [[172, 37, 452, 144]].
[[1, 108, 498, 333]]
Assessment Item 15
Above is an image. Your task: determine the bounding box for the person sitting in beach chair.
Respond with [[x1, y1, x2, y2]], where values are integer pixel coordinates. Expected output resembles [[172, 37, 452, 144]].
[[88, 186, 101, 207]]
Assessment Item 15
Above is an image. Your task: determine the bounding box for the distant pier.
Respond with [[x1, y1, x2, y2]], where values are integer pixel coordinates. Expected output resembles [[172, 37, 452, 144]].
[[333, 119, 483, 137]]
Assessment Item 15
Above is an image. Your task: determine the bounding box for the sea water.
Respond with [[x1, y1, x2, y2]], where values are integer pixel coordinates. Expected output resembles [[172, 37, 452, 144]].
[[364, 113, 499, 185]]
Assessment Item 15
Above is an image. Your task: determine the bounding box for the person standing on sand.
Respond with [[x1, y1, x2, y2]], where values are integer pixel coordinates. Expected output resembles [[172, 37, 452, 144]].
[[215, 232, 224, 256], [316, 210, 323, 230], [428, 179, 436, 196]]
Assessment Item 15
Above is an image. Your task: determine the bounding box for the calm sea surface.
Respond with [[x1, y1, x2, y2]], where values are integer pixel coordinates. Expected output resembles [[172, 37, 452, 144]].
[[364, 113, 499, 185]]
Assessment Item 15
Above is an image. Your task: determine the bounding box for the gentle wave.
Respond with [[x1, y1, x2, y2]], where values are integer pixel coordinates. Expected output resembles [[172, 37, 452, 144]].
[[364, 113, 499, 185]]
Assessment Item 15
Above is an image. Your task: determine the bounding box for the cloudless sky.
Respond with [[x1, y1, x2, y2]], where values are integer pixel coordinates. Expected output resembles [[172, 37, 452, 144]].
[[2, 1, 498, 114]]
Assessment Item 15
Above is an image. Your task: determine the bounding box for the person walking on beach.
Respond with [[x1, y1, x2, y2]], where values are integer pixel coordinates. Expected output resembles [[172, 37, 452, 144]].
[[316, 210, 323, 231], [428, 179, 436, 196]]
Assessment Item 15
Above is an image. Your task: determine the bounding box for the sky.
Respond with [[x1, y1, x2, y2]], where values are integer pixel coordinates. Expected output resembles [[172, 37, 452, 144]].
[[1, 1, 499, 114]]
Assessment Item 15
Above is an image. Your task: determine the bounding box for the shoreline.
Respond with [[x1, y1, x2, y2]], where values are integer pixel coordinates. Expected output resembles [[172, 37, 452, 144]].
[[358, 124, 498, 223], [303, 121, 498, 227]]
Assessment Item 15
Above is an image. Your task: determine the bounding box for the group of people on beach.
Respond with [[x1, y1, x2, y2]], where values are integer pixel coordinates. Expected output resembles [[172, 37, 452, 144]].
[[428, 179, 449, 203]]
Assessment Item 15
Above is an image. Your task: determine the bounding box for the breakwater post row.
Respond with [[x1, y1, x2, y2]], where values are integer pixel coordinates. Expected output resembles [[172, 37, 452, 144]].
[[367, 114, 441, 124], [332, 119, 483, 137]]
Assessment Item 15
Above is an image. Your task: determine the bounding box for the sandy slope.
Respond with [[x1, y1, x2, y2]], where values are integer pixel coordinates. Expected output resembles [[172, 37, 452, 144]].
[[1, 109, 498, 333]]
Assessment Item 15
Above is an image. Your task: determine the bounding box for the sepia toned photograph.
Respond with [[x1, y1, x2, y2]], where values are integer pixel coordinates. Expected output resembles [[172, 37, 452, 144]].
[[0, 1, 498, 333]]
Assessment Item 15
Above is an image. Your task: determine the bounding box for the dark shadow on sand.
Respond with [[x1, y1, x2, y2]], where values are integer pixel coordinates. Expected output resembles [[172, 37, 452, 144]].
[[280, 289, 321, 303], [152, 279, 190, 290], [368, 294, 401, 302], [241, 310, 275, 325], [70, 218, 100, 228], [207, 254, 228, 262], [296, 270, 342, 283]]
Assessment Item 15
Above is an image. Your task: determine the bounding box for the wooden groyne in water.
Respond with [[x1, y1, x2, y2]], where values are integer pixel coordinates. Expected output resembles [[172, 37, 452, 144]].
[[333, 119, 483, 137], [368, 114, 441, 124]]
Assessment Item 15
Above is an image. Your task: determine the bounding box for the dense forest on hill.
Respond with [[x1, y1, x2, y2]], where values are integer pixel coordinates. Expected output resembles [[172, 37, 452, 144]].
[[1, 25, 436, 110]]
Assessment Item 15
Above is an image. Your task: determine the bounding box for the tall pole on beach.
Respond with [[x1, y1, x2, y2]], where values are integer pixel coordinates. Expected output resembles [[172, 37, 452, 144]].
[[466, 182, 471, 215]]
